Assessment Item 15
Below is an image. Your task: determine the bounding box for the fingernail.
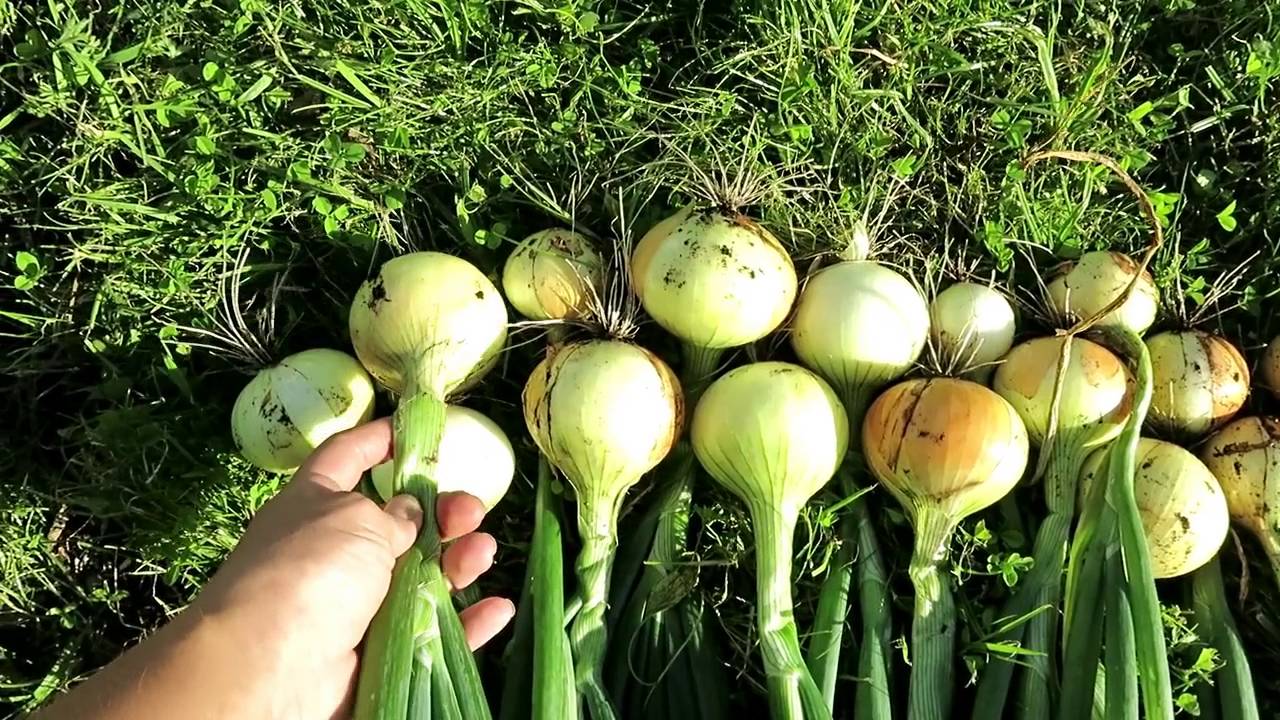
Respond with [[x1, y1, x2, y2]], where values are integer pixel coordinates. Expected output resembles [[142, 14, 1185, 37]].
[[386, 495, 424, 526]]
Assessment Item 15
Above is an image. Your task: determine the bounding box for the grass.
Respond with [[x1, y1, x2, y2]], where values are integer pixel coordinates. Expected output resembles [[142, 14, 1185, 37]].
[[2, 0, 1278, 716]]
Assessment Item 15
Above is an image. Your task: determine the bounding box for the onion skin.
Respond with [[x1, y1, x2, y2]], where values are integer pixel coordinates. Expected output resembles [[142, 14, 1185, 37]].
[[371, 406, 515, 511], [790, 261, 930, 401], [1081, 438, 1229, 578], [864, 378, 1028, 521], [1046, 251, 1158, 334], [502, 229, 601, 321], [992, 335, 1131, 447], [1146, 330, 1249, 439], [231, 348, 375, 473], [928, 282, 1016, 380], [631, 206, 797, 349], [1261, 336, 1280, 401], [1200, 416, 1280, 574], [349, 251, 508, 397]]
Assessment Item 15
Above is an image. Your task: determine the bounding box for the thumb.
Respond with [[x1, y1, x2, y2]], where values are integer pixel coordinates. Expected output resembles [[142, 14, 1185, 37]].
[[381, 494, 424, 557]]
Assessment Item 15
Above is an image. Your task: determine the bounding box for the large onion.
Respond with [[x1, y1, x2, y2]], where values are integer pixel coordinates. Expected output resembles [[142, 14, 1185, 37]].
[[231, 348, 376, 473], [502, 229, 602, 321], [1200, 416, 1280, 580], [863, 377, 1027, 719], [1146, 329, 1249, 438], [371, 405, 514, 511], [1046, 251, 1158, 334], [692, 361, 845, 719], [1081, 438, 1228, 578], [1261, 336, 1280, 400]]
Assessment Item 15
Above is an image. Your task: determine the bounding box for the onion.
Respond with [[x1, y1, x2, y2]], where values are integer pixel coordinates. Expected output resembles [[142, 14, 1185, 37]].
[[1260, 336, 1280, 400], [522, 340, 682, 715], [928, 282, 1016, 380], [790, 261, 930, 418], [502, 229, 602, 321], [371, 406, 514, 511], [993, 336, 1131, 448], [1046, 251, 1158, 334], [350, 251, 508, 398], [348, 251, 508, 719], [631, 206, 797, 382], [692, 362, 845, 718], [1146, 330, 1249, 438], [231, 348, 376, 473], [863, 377, 1027, 718], [1200, 416, 1280, 580], [1081, 438, 1228, 578]]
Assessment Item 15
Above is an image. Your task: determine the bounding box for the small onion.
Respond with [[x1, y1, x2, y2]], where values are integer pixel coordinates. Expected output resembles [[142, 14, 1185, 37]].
[[992, 336, 1131, 448], [1261, 336, 1280, 400], [928, 282, 1016, 380], [631, 206, 797, 350], [349, 251, 508, 397], [231, 348, 376, 473], [371, 406, 514, 511], [790, 261, 930, 417], [1200, 416, 1280, 578], [1081, 438, 1229, 578], [1146, 329, 1249, 439], [502, 229, 602, 321], [1046, 250, 1158, 334]]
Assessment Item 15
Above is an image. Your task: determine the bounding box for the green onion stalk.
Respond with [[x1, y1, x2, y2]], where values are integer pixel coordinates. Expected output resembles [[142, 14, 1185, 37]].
[[613, 205, 798, 716], [498, 227, 601, 720], [523, 340, 684, 720], [348, 252, 509, 720], [692, 362, 848, 720], [789, 258, 930, 715], [863, 378, 1028, 720], [973, 335, 1131, 720], [1191, 556, 1260, 720]]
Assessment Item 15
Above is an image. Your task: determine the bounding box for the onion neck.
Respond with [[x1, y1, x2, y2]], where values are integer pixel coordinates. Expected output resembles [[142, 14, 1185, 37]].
[[838, 385, 874, 453], [906, 506, 959, 720], [681, 344, 724, 408]]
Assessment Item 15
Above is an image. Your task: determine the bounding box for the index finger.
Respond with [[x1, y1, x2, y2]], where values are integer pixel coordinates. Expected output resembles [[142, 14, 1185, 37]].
[[294, 417, 393, 491]]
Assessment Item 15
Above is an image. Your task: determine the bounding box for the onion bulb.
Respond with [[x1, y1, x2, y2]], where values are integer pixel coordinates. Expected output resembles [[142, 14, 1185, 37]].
[[1081, 438, 1228, 578], [523, 340, 682, 715], [928, 282, 1017, 380], [631, 205, 797, 352], [791, 261, 930, 420], [993, 336, 1131, 448], [348, 251, 508, 719], [349, 251, 508, 398], [502, 229, 602, 321], [863, 377, 1027, 719], [1046, 251, 1158, 334], [1201, 416, 1280, 580], [1146, 330, 1250, 439], [231, 348, 376, 473], [692, 362, 846, 718], [371, 406, 514, 511], [1261, 336, 1280, 400]]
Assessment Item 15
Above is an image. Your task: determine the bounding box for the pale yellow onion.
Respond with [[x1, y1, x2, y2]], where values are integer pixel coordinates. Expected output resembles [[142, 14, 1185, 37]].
[[1146, 330, 1249, 438], [790, 261, 929, 413], [631, 206, 797, 349], [928, 282, 1016, 379], [864, 377, 1028, 521], [1200, 416, 1280, 577], [371, 406, 514, 510], [1261, 336, 1280, 400], [349, 251, 508, 397], [992, 336, 1131, 448], [1046, 251, 1158, 334], [502, 229, 602, 321], [1081, 438, 1228, 578], [231, 348, 375, 473]]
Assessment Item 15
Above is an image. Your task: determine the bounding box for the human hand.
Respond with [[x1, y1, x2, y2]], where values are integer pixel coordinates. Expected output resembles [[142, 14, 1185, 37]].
[[194, 416, 516, 717]]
